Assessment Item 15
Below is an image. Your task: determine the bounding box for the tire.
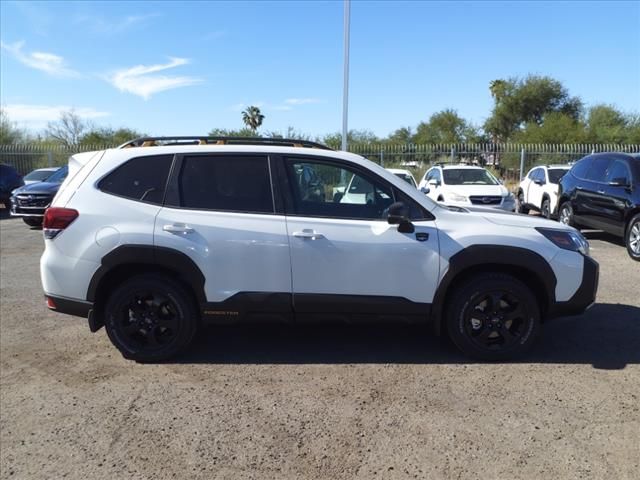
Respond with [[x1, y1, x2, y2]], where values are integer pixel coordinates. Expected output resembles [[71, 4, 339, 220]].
[[446, 273, 541, 361], [626, 214, 640, 262], [517, 191, 529, 214], [541, 197, 551, 219], [558, 202, 574, 227], [104, 274, 199, 362], [22, 217, 43, 228]]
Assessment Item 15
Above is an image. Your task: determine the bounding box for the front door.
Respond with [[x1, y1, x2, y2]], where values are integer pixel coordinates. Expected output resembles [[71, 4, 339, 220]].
[[280, 156, 440, 322]]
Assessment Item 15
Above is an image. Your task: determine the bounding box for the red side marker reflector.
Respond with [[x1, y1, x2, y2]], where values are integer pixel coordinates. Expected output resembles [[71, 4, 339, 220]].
[[46, 297, 57, 309]]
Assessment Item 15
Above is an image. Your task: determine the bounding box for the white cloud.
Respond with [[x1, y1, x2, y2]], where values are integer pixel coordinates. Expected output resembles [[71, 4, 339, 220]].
[[0, 41, 79, 77], [74, 13, 160, 34], [285, 98, 322, 105], [3, 104, 109, 128], [108, 57, 202, 100]]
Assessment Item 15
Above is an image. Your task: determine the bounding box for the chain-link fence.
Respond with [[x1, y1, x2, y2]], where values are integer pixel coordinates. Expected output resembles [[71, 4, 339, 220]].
[[2, 143, 639, 183]]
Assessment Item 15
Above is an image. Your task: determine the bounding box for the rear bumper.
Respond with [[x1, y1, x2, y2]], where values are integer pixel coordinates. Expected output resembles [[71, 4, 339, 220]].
[[548, 256, 599, 318], [45, 294, 92, 317]]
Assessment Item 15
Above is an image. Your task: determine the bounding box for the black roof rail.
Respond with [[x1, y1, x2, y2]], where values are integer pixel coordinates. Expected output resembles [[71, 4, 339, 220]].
[[118, 136, 333, 150]]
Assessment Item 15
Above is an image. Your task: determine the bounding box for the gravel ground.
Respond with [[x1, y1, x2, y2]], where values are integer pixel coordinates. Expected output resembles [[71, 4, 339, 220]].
[[1, 215, 639, 480]]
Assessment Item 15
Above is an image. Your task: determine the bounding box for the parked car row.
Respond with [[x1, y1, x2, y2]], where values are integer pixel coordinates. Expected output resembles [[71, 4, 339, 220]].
[[7, 166, 68, 227]]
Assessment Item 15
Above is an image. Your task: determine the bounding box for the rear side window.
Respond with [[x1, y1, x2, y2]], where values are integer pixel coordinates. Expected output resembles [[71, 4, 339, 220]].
[[571, 157, 592, 179], [99, 155, 173, 205], [178, 155, 273, 213], [585, 157, 612, 182], [605, 160, 631, 185]]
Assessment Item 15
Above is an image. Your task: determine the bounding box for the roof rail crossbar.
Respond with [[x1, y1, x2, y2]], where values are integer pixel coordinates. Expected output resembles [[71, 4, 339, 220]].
[[118, 136, 333, 150]]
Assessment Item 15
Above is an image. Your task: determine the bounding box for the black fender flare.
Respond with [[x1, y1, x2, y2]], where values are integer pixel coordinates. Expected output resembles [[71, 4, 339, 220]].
[[86, 245, 206, 304], [430, 245, 557, 335]]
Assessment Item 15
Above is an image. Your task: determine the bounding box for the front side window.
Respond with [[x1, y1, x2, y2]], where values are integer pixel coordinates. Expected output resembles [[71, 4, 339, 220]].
[[99, 155, 172, 205], [284, 159, 394, 220], [605, 161, 630, 185], [178, 155, 273, 213], [528, 168, 540, 180], [442, 168, 498, 186]]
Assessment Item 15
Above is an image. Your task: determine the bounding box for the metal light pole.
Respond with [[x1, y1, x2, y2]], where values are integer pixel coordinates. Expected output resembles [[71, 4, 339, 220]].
[[341, 0, 351, 152]]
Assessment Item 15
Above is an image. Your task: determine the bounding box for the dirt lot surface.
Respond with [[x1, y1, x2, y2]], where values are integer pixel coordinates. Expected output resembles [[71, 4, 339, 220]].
[[1, 215, 639, 480]]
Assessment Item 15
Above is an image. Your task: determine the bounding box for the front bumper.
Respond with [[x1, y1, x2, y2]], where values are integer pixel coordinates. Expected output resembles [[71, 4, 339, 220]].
[[548, 255, 599, 318]]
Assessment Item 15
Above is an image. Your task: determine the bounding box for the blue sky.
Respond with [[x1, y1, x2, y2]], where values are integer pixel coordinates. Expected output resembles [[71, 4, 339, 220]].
[[1, 0, 639, 138]]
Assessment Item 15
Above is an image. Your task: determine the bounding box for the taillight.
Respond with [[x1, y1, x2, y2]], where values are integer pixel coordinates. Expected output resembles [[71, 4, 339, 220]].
[[43, 207, 78, 239]]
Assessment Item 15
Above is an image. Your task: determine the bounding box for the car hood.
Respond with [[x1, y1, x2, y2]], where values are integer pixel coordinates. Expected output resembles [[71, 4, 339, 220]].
[[463, 207, 573, 231], [12, 181, 61, 195], [445, 184, 508, 196]]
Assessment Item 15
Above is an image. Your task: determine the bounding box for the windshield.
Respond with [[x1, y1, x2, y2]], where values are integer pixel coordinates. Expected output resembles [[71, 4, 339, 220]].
[[442, 168, 499, 185], [547, 168, 569, 184], [394, 172, 416, 187], [44, 165, 68, 183], [24, 169, 56, 182]]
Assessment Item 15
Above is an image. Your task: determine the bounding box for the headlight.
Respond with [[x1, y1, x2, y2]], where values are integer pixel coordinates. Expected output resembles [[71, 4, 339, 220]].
[[447, 192, 467, 202], [536, 227, 590, 256]]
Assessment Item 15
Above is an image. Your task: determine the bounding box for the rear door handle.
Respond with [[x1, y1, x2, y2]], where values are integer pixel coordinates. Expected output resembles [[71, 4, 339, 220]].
[[292, 229, 324, 240], [163, 223, 195, 234]]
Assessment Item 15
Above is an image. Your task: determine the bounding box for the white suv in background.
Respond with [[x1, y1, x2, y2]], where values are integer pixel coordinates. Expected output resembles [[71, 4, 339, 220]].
[[40, 137, 597, 362], [517, 165, 571, 218], [418, 164, 516, 211]]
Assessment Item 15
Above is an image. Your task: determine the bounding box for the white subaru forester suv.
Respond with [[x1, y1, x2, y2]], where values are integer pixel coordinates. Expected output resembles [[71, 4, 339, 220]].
[[41, 137, 598, 362]]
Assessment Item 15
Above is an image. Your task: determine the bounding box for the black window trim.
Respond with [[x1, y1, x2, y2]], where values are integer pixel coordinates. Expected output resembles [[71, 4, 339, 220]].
[[272, 154, 435, 222], [164, 152, 278, 215], [97, 153, 176, 206]]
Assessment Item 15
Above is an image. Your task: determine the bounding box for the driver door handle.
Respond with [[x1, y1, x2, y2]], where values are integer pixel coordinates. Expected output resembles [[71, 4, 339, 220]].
[[292, 229, 324, 240]]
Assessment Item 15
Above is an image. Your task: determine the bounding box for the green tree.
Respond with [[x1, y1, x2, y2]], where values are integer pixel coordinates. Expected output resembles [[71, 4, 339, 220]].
[[484, 75, 583, 141], [413, 109, 481, 144], [321, 130, 379, 149], [387, 127, 413, 143], [513, 112, 586, 144], [208, 127, 256, 137], [81, 127, 145, 146], [241, 106, 265, 132], [0, 109, 27, 144], [585, 104, 632, 143]]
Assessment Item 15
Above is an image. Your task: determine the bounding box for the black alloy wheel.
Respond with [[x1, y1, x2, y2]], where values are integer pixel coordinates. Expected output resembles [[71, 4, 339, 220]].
[[104, 275, 198, 362], [447, 273, 540, 360]]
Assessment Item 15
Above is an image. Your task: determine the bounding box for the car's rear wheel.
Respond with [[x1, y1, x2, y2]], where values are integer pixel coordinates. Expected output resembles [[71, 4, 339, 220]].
[[446, 273, 540, 361], [541, 198, 551, 219], [558, 202, 574, 227], [22, 217, 43, 227], [626, 214, 640, 261], [516, 191, 529, 214], [104, 274, 199, 362]]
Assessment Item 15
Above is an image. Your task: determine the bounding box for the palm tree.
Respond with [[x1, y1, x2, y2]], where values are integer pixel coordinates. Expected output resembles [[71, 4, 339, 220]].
[[241, 106, 265, 133]]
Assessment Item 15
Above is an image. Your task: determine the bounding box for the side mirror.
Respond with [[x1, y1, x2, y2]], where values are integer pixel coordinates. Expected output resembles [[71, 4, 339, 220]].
[[420, 186, 430, 195], [387, 202, 415, 234], [534, 179, 545, 186], [428, 179, 440, 187], [609, 178, 629, 187]]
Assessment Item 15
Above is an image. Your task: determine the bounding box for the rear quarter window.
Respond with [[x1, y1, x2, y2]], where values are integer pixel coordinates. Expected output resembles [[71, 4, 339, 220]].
[[99, 155, 173, 205]]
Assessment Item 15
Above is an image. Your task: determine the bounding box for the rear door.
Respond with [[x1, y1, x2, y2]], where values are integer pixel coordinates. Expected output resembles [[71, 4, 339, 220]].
[[155, 153, 292, 320], [278, 155, 439, 322], [601, 159, 633, 236]]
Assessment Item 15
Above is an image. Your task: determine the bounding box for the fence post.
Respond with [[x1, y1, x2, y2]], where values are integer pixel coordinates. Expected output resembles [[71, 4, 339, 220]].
[[380, 148, 384, 167], [47, 151, 53, 168], [450, 146, 455, 163], [519, 147, 526, 181]]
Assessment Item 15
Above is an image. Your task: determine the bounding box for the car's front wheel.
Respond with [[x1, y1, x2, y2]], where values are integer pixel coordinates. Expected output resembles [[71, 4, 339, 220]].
[[446, 273, 540, 361], [626, 214, 640, 261], [541, 198, 551, 219], [104, 274, 199, 362], [558, 202, 574, 227]]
